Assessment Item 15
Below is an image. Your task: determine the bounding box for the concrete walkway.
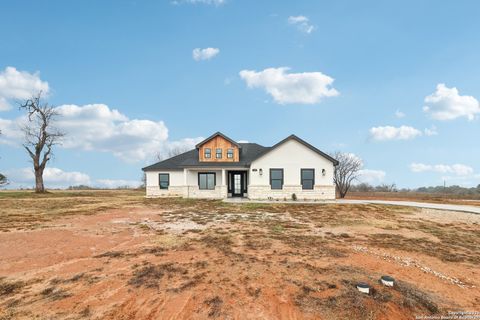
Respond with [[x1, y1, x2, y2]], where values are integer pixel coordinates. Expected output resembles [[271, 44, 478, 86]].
[[224, 198, 480, 214]]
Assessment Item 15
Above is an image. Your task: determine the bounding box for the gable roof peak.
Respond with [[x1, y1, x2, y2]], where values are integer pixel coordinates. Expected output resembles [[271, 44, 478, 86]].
[[260, 134, 339, 166], [195, 131, 241, 149]]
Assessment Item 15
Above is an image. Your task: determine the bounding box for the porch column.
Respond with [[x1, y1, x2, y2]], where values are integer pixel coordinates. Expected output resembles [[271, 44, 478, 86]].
[[221, 169, 226, 186], [183, 168, 188, 197]]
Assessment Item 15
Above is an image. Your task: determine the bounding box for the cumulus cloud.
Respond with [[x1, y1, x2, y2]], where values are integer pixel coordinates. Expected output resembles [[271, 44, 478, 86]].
[[0, 118, 24, 146], [95, 179, 142, 189], [6, 167, 91, 189], [369, 125, 423, 141], [172, 0, 225, 5], [0, 103, 203, 162], [410, 163, 474, 176], [395, 110, 405, 118], [423, 83, 480, 121], [4, 167, 144, 189], [56, 104, 203, 162], [0, 66, 49, 111], [357, 169, 386, 184], [287, 15, 315, 34], [239, 67, 339, 104], [424, 126, 438, 136], [192, 47, 220, 61]]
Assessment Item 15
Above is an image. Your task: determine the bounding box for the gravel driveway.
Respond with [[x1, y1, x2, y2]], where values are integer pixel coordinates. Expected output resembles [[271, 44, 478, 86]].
[[337, 199, 480, 214]]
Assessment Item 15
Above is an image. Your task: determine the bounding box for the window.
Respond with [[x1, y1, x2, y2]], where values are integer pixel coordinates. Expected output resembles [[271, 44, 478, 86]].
[[198, 172, 215, 190], [204, 148, 211, 158], [270, 169, 283, 190], [301, 169, 315, 190], [216, 148, 222, 159], [159, 173, 169, 190], [227, 148, 234, 158]]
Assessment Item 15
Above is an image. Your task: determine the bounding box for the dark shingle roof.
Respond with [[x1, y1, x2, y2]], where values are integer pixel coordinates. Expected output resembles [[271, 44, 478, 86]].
[[142, 134, 338, 171], [142, 143, 270, 171]]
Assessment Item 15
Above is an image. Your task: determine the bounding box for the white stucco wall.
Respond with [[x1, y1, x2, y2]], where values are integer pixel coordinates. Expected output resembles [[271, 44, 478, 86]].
[[145, 170, 184, 197], [248, 139, 336, 200], [145, 169, 228, 198]]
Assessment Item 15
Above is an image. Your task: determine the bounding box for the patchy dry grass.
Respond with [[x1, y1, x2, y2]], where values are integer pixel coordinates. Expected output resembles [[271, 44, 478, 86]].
[[0, 190, 144, 231], [0, 190, 479, 319], [0, 279, 26, 297]]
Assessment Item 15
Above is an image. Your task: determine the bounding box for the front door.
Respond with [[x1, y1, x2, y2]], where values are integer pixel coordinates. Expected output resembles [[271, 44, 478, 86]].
[[229, 171, 246, 197]]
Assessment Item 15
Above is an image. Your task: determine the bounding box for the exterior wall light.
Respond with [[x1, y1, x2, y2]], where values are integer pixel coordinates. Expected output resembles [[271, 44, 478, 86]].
[[259, 168, 263, 175], [322, 169, 326, 176]]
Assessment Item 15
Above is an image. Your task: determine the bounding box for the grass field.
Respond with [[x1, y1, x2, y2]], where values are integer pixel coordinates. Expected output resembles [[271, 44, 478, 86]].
[[0, 190, 479, 319]]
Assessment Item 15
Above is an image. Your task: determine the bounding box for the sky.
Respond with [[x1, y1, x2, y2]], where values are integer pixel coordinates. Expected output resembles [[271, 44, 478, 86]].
[[0, 0, 479, 189]]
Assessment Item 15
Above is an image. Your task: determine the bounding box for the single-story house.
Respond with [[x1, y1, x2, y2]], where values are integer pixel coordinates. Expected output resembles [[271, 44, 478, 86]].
[[142, 132, 338, 200]]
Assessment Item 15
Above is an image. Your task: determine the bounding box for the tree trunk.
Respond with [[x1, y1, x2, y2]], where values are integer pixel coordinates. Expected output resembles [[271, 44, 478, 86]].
[[34, 168, 45, 193]]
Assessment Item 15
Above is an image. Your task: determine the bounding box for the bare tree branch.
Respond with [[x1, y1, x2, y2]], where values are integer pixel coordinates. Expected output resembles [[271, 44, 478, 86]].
[[19, 92, 65, 193], [156, 146, 191, 161], [331, 151, 363, 198]]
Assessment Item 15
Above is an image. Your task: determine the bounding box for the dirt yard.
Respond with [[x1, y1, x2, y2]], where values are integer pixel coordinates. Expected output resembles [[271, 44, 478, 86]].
[[0, 190, 479, 320]]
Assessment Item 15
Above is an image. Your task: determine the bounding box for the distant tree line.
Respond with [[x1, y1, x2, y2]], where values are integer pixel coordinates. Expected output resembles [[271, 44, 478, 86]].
[[350, 183, 480, 195]]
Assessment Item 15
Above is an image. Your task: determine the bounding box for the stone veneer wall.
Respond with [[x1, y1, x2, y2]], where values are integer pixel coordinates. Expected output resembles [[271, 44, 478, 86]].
[[247, 185, 336, 200], [146, 186, 184, 198], [146, 185, 227, 199], [146, 184, 334, 200], [183, 185, 227, 199]]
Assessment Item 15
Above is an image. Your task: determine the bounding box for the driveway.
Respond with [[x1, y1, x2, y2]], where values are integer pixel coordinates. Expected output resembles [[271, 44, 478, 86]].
[[337, 199, 480, 214], [225, 197, 480, 214]]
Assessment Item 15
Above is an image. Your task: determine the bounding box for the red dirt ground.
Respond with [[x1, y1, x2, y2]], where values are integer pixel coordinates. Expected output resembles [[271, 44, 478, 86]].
[[0, 194, 479, 319]]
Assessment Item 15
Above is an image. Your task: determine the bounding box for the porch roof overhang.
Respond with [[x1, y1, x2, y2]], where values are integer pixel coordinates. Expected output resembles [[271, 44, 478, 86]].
[[182, 166, 249, 171]]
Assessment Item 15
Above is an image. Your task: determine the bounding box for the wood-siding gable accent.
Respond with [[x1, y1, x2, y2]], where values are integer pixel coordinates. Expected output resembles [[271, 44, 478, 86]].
[[198, 135, 239, 162]]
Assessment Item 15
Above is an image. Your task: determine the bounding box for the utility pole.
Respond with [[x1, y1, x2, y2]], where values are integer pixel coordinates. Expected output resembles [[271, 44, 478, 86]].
[[443, 179, 446, 199]]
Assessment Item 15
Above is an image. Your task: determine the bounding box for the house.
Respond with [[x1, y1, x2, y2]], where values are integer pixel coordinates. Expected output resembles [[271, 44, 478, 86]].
[[142, 132, 338, 200]]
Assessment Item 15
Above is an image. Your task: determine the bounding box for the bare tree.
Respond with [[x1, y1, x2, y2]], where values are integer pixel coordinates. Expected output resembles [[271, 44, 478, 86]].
[[19, 92, 65, 193], [332, 151, 363, 198], [156, 145, 190, 161]]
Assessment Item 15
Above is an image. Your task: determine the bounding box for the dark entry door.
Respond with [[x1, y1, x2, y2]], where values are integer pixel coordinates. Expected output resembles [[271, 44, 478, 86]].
[[229, 171, 246, 197]]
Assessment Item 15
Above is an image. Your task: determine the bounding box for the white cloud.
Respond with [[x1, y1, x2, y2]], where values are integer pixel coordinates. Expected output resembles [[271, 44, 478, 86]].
[[287, 15, 315, 34], [424, 125, 438, 136], [410, 163, 474, 176], [237, 140, 249, 143], [239, 67, 339, 105], [6, 167, 91, 189], [1, 103, 203, 163], [55, 104, 203, 162], [4, 167, 145, 189], [95, 179, 142, 189], [357, 169, 386, 184], [0, 118, 24, 146], [423, 83, 480, 121], [369, 125, 423, 141], [172, 0, 225, 5], [395, 110, 405, 118], [192, 47, 220, 61], [0, 66, 49, 111]]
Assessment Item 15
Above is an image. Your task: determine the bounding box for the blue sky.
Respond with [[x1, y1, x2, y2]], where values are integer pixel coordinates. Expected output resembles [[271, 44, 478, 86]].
[[1, 0, 479, 189]]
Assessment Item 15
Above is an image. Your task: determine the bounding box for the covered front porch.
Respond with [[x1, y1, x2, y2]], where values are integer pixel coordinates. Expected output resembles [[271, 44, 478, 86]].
[[182, 167, 249, 199]]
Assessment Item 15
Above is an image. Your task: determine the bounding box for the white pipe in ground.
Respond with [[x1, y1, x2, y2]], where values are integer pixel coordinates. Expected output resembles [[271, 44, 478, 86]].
[[356, 282, 370, 294], [380, 275, 395, 287]]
